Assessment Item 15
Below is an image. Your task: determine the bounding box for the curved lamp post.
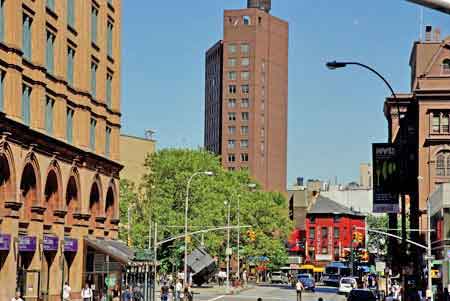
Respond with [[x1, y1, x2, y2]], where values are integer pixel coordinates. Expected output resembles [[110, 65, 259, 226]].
[[184, 171, 214, 286]]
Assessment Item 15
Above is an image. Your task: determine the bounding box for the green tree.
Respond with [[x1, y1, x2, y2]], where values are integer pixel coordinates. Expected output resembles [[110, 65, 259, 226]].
[[120, 148, 292, 271], [367, 214, 389, 255]]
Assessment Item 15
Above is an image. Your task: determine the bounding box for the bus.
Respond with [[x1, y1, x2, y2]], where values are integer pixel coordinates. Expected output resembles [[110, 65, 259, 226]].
[[322, 262, 351, 287]]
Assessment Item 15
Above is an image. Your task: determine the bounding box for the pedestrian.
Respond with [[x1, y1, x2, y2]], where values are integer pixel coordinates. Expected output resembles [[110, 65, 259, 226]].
[[296, 279, 304, 301], [63, 282, 72, 301], [161, 282, 169, 301], [123, 286, 132, 301], [318, 298, 323, 301], [11, 291, 24, 301], [175, 279, 183, 301], [183, 286, 193, 301], [257, 298, 262, 301], [81, 283, 93, 301], [243, 270, 248, 288], [112, 284, 120, 301]]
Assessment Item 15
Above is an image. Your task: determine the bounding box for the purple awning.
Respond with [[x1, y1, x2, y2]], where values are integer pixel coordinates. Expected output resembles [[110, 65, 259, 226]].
[[64, 238, 78, 253], [43, 235, 59, 252], [0, 234, 11, 251], [19, 236, 36, 252]]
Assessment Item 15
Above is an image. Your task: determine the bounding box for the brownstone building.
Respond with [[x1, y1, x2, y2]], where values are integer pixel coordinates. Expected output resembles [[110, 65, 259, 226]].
[[0, 0, 125, 300], [384, 26, 450, 271], [204, 0, 288, 193]]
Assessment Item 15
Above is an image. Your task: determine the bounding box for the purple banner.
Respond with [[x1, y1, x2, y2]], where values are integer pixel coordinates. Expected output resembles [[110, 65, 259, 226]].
[[43, 235, 59, 252], [19, 236, 36, 252], [0, 234, 11, 251], [64, 238, 78, 252]]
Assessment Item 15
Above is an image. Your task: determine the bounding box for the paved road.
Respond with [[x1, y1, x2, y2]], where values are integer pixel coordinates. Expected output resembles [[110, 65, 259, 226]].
[[191, 284, 346, 301]]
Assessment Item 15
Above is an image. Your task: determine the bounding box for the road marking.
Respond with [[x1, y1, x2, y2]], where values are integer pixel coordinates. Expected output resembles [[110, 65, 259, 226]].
[[207, 296, 225, 301], [207, 296, 286, 300]]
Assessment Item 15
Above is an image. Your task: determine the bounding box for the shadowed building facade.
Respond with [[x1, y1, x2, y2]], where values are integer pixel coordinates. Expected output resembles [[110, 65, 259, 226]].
[[0, 0, 123, 300], [204, 0, 288, 193]]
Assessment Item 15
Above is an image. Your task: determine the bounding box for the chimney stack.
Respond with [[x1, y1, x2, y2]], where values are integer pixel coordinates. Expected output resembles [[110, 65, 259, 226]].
[[433, 27, 441, 41], [425, 25, 432, 41], [247, 0, 271, 13]]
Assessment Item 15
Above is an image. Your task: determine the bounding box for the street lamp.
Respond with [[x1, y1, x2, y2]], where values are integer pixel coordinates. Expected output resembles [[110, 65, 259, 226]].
[[184, 171, 214, 286]]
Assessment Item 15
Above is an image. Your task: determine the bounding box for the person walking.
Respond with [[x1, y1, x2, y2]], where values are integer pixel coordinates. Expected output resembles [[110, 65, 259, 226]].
[[111, 284, 120, 301], [242, 270, 248, 288], [161, 282, 169, 301], [175, 279, 183, 301], [81, 284, 93, 301], [11, 291, 24, 301], [63, 282, 72, 301], [123, 286, 133, 301], [296, 279, 304, 301]]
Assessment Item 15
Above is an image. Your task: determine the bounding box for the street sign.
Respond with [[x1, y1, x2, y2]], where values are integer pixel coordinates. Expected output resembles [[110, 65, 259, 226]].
[[432, 260, 444, 266], [105, 276, 116, 288], [375, 261, 386, 273], [424, 255, 435, 261]]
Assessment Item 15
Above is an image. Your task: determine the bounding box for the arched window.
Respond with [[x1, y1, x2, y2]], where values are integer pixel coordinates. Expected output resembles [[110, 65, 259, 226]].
[[442, 59, 450, 75], [437, 154, 445, 176]]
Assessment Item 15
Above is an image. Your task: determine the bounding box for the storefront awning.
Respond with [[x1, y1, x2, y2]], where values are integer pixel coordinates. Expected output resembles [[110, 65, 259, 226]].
[[85, 238, 134, 265]]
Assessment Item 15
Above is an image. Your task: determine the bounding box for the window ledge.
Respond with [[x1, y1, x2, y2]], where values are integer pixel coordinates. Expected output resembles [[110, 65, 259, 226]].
[[107, 2, 115, 12], [107, 55, 114, 64], [91, 42, 100, 52], [46, 7, 58, 20], [67, 24, 77, 36]]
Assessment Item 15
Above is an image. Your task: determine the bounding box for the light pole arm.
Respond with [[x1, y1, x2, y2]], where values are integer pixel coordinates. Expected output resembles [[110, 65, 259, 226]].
[[342, 62, 397, 99]]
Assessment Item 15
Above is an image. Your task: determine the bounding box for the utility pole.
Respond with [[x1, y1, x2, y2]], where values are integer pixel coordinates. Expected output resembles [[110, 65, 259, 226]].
[[128, 206, 132, 246], [350, 227, 354, 276], [427, 200, 433, 301], [237, 198, 240, 280], [149, 214, 152, 250], [226, 200, 231, 293], [153, 222, 158, 300]]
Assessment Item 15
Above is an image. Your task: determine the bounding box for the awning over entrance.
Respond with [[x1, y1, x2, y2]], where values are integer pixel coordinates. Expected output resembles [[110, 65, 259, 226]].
[[85, 238, 134, 265]]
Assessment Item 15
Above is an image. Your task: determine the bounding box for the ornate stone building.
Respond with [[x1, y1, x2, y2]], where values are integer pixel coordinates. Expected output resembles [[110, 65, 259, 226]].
[[0, 0, 122, 300]]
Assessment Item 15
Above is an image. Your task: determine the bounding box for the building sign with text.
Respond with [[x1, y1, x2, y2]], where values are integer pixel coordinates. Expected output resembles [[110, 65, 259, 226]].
[[372, 143, 400, 213]]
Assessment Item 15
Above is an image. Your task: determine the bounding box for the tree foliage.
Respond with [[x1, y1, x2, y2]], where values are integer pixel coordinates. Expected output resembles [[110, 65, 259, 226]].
[[120, 148, 292, 271]]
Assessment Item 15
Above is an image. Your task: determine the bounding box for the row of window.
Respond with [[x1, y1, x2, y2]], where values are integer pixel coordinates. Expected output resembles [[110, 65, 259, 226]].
[[227, 153, 249, 162], [228, 126, 249, 135], [1, 76, 113, 157], [228, 57, 250, 67], [227, 71, 250, 81], [228, 98, 249, 108], [228, 84, 249, 94], [436, 151, 450, 176], [228, 139, 248, 149], [432, 113, 450, 134], [309, 227, 341, 240], [228, 43, 250, 55], [228, 112, 249, 121]]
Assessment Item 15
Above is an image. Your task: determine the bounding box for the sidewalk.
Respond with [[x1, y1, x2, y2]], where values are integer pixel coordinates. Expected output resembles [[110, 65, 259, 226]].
[[155, 283, 255, 297]]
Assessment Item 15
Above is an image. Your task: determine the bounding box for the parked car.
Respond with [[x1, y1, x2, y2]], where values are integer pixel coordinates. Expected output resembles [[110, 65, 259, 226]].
[[297, 273, 315, 292], [270, 271, 288, 284], [347, 289, 377, 301], [338, 277, 358, 295]]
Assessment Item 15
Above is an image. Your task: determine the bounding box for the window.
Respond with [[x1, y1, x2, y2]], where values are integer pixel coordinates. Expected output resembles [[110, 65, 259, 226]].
[[91, 61, 98, 98], [46, 31, 55, 74], [241, 140, 248, 149], [242, 112, 249, 121], [228, 154, 236, 162], [322, 246, 328, 254], [437, 153, 446, 176], [228, 126, 236, 135], [0, 72, 4, 112], [228, 112, 236, 121], [321, 227, 328, 239], [228, 99, 236, 108], [91, 6, 98, 45], [241, 43, 249, 54], [334, 227, 340, 239], [241, 126, 248, 135], [67, 46, 75, 86], [228, 58, 237, 67], [243, 16, 250, 25], [241, 84, 249, 94], [45, 97, 54, 134], [105, 127, 111, 157], [241, 153, 249, 162], [228, 85, 236, 94], [241, 98, 249, 108], [23, 14, 32, 60], [107, 21, 113, 58], [309, 227, 315, 240], [228, 140, 235, 149], [228, 167, 235, 171], [22, 85, 31, 125], [241, 58, 249, 66], [0, 0, 4, 41], [241, 71, 250, 81], [66, 107, 74, 143], [47, 0, 55, 11], [433, 115, 440, 133], [106, 73, 113, 108], [67, 0, 75, 28], [443, 115, 449, 133], [228, 44, 236, 54], [228, 71, 237, 80], [443, 59, 450, 75], [89, 118, 97, 150]]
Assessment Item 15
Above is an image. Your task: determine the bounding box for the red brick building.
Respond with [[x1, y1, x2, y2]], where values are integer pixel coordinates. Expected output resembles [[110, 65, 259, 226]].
[[305, 196, 366, 266]]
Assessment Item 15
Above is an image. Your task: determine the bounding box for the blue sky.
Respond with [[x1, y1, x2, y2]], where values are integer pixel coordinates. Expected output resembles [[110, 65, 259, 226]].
[[121, 0, 450, 186]]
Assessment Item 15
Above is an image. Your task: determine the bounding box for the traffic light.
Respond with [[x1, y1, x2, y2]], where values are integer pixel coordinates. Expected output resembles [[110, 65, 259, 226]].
[[186, 235, 192, 243], [361, 250, 369, 262], [357, 233, 364, 243], [247, 230, 256, 241], [352, 232, 358, 242]]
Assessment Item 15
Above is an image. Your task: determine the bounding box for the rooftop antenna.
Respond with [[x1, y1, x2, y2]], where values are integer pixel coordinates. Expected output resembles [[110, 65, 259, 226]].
[[145, 129, 155, 140]]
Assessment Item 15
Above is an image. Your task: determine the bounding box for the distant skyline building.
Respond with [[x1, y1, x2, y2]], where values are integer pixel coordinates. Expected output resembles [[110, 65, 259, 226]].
[[204, 1, 289, 193], [359, 163, 372, 189]]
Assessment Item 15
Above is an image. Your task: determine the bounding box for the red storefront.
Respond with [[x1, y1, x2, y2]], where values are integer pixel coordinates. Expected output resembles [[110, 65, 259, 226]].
[[305, 195, 366, 266]]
